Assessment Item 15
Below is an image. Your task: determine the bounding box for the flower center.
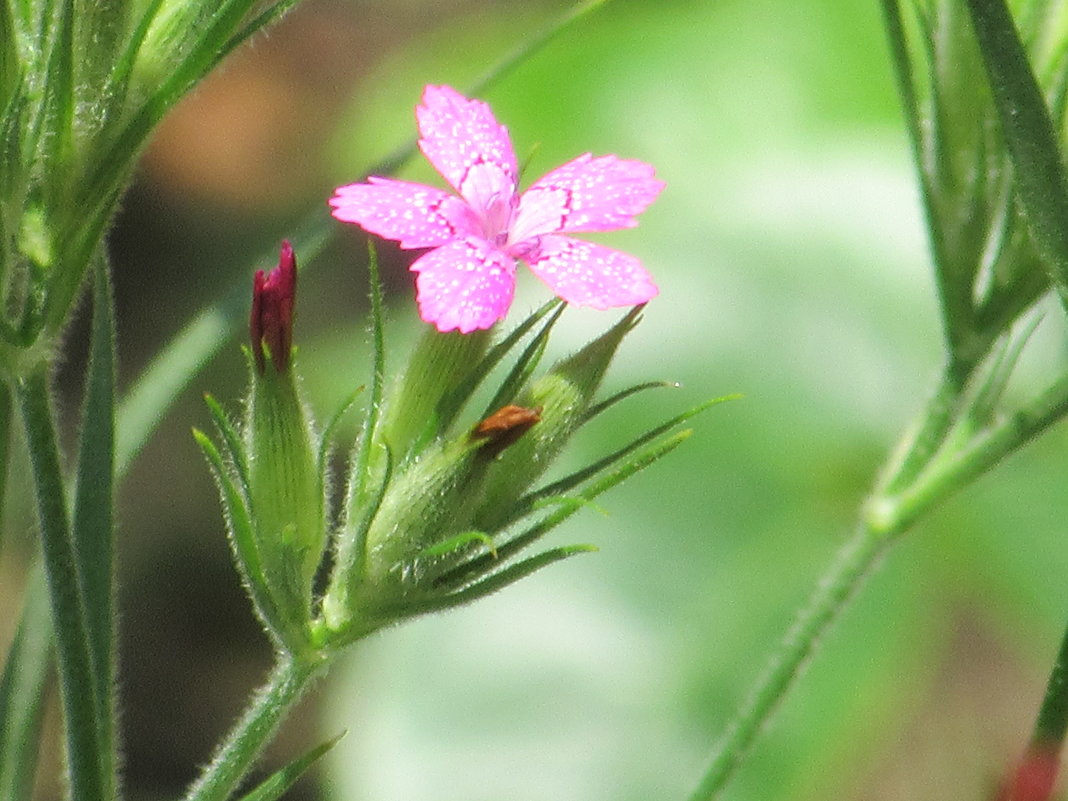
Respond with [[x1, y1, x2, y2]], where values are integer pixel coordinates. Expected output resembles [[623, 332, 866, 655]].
[[480, 191, 518, 248]]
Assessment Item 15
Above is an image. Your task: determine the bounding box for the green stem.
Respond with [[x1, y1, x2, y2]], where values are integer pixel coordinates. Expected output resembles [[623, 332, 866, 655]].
[[686, 520, 896, 801], [183, 656, 326, 801], [15, 369, 107, 801], [688, 370, 1068, 800], [884, 372, 1068, 533], [879, 358, 974, 494]]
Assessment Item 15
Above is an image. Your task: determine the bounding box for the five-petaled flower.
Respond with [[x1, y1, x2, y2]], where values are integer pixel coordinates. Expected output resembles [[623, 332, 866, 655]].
[[329, 85, 665, 333]]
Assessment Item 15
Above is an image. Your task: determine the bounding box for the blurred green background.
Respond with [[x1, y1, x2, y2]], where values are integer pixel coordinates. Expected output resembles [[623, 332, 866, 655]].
[[11, 0, 1068, 798]]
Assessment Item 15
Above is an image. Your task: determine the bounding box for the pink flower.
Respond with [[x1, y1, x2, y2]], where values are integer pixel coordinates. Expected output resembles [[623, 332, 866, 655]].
[[329, 85, 664, 333]]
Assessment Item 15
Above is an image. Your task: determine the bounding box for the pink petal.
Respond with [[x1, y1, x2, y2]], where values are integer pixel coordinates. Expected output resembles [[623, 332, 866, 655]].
[[524, 235, 658, 309], [329, 177, 478, 249], [411, 237, 517, 333], [511, 154, 665, 240], [416, 85, 518, 205]]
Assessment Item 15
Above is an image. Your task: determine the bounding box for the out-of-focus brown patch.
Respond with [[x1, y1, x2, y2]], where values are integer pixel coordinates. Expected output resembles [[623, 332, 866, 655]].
[[142, 1, 366, 213], [843, 613, 1045, 801]]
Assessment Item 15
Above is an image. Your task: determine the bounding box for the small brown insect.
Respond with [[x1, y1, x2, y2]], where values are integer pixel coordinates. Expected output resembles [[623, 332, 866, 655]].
[[472, 404, 542, 456]]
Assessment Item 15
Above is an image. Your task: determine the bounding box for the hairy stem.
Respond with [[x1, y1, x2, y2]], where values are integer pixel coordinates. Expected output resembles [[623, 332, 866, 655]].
[[15, 369, 108, 801], [183, 656, 327, 801], [688, 368, 1068, 799], [687, 520, 895, 801]]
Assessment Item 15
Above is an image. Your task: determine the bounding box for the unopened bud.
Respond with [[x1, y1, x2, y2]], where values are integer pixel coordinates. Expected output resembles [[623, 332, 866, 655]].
[[250, 240, 297, 374], [247, 243, 324, 621]]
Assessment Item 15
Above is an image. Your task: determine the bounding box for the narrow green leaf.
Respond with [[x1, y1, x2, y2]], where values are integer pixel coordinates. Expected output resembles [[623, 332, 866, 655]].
[[196, 428, 307, 652], [437, 430, 693, 591], [963, 313, 1041, 430], [964, 0, 1068, 302], [41, 181, 123, 340], [102, 0, 166, 114], [18, 0, 55, 174], [70, 255, 118, 799], [343, 242, 386, 517], [419, 530, 497, 561], [0, 0, 19, 110], [321, 446, 393, 637], [1031, 613, 1068, 747], [494, 429, 692, 563], [16, 370, 106, 801], [881, 0, 981, 349], [392, 545, 598, 621], [317, 385, 365, 478], [512, 396, 736, 526], [74, 0, 131, 96], [234, 731, 345, 801], [579, 380, 680, 425], [479, 302, 565, 418], [204, 393, 251, 494], [220, 0, 303, 65], [435, 299, 560, 432], [41, 0, 75, 186], [0, 85, 26, 209], [0, 564, 52, 801], [324, 247, 391, 633]]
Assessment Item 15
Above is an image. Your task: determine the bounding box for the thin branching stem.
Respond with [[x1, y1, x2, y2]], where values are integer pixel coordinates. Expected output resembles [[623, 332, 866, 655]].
[[689, 367, 1068, 799]]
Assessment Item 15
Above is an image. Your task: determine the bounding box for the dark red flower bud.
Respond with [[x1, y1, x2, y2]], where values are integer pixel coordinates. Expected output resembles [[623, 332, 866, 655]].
[[250, 241, 297, 374]]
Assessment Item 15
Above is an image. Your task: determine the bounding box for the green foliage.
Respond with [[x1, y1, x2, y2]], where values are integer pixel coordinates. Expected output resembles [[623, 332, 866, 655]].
[[233, 732, 344, 801], [0, 0, 314, 369]]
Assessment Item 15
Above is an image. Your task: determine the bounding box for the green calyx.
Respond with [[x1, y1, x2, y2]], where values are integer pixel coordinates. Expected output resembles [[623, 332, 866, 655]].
[[196, 351, 325, 656], [474, 307, 640, 531], [247, 359, 325, 605], [379, 328, 491, 461]]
